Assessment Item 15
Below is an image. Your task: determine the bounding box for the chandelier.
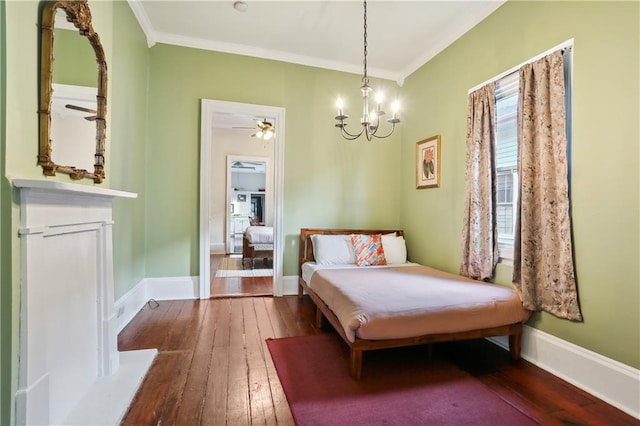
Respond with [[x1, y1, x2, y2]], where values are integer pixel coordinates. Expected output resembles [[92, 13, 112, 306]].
[[335, 1, 400, 141]]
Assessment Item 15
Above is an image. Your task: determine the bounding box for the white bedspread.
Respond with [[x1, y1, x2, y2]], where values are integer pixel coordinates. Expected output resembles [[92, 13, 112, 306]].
[[305, 264, 530, 342], [245, 226, 273, 244]]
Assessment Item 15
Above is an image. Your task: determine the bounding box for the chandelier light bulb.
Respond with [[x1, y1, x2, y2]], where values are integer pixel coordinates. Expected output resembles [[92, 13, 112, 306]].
[[375, 92, 384, 105], [336, 97, 344, 116]]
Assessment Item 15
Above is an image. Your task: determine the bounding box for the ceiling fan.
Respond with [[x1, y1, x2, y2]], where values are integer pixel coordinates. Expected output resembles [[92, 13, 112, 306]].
[[253, 119, 275, 140], [231, 160, 264, 170], [65, 104, 97, 121]]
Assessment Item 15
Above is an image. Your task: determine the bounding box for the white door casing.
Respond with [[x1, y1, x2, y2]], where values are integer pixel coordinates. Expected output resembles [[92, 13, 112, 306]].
[[199, 99, 285, 298]]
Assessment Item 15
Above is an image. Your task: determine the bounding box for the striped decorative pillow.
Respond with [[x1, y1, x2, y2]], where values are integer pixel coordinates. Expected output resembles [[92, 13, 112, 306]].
[[351, 234, 387, 266]]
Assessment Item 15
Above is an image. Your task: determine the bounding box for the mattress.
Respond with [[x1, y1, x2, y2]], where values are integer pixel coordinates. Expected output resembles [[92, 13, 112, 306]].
[[301, 262, 416, 285], [306, 265, 530, 342], [245, 226, 273, 244]]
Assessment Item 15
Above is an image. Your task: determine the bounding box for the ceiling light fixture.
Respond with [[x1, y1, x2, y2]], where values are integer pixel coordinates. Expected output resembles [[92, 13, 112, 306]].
[[252, 119, 275, 140], [233, 1, 248, 13], [335, 1, 400, 141]]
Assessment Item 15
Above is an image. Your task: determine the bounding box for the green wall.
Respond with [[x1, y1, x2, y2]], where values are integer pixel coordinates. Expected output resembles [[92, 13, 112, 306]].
[[145, 45, 402, 277], [400, 1, 639, 368], [109, 1, 149, 299]]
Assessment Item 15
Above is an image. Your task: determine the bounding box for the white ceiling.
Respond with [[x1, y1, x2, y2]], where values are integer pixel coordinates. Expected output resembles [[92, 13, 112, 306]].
[[127, 0, 506, 85]]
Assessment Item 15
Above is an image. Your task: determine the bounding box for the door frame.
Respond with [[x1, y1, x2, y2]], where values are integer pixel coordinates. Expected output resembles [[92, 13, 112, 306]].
[[199, 99, 285, 299]]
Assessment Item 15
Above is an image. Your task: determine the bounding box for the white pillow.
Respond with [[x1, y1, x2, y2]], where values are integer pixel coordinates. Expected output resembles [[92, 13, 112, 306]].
[[311, 234, 356, 265], [381, 234, 407, 264]]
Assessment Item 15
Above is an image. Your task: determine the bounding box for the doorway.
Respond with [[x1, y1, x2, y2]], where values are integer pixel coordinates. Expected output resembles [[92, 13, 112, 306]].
[[199, 100, 285, 299], [226, 156, 270, 255]]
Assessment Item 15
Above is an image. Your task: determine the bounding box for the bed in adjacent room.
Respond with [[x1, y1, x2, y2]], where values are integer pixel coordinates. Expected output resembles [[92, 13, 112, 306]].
[[298, 228, 531, 379], [243, 225, 274, 269]]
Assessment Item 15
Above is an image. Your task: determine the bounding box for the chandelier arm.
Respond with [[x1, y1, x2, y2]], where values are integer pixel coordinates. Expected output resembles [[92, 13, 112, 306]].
[[340, 125, 365, 140], [368, 122, 398, 139]]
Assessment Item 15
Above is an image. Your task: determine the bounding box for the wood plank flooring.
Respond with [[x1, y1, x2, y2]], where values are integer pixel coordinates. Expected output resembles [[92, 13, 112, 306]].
[[210, 254, 273, 298], [119, 298, 637, 425]]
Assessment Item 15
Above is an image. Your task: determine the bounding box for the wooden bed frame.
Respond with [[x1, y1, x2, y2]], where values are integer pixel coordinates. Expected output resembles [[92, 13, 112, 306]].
[[298, 228, 523, 379], [242, 235, 273, 269]]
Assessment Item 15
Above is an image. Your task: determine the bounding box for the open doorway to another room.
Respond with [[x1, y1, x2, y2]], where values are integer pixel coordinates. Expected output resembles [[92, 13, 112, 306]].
[[210, 155, 273, 297], [200, 102, 284, 299]]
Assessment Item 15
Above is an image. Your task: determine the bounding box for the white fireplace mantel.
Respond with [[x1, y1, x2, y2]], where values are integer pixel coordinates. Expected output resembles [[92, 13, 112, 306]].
[[12, 178, 155, 426]]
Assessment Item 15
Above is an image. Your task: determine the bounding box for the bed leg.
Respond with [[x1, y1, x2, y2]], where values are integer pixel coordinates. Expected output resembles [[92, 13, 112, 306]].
[[509, 328, 523, 360], [297, 284, 303, 299], [350, 350, 363, 380], [314, 307, 323, 329]]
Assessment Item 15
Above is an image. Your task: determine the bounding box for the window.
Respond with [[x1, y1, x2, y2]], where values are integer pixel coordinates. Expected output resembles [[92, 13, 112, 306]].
[[492, 48, 572, 262], [495, 72, 519, 260]]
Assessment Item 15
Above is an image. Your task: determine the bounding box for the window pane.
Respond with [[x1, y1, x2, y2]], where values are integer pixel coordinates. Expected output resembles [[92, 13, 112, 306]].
[[495, 72, 519, 258]]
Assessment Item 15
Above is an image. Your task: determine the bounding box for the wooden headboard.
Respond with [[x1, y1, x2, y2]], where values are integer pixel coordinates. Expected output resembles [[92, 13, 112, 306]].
[[298, 228, 405, 276]]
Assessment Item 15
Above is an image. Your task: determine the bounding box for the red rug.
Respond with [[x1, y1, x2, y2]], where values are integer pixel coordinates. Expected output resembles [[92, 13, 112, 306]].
[[267, 333, 538, 425]]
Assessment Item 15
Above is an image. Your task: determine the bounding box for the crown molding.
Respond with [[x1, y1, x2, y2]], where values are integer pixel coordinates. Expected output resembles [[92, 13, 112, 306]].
[[152, 31, 402, 84], [126, 0, 157, 47]]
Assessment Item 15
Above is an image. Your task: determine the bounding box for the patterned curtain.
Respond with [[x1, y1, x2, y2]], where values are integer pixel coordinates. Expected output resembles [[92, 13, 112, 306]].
[[460, 83, 498, 281], [513, 50, 583, 321]]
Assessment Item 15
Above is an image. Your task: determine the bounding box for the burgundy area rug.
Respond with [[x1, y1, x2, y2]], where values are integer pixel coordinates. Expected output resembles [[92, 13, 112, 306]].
[[266, 333, 538, 426]]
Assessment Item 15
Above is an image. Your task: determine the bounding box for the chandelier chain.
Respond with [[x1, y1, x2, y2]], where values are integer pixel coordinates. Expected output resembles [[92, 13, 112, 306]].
[[362, 1, 368, 84]]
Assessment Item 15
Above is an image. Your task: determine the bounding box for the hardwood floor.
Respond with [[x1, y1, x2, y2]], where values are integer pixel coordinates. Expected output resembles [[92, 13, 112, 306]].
[[118, 296, 637, 425], [210, 254, 273, 298]]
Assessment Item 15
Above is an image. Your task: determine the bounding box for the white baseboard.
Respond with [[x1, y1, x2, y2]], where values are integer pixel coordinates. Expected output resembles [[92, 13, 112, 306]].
[[115, 280, 149, 334], [487, 326, 639, 419], [282, 275, 299, 295], [210, 242, 225, 253], [144, 276, 198, 301], [115, 276, 198, 333]]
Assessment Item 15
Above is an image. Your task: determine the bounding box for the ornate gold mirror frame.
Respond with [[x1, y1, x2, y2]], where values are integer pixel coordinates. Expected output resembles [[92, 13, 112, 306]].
[[39, 0, 107, 183]]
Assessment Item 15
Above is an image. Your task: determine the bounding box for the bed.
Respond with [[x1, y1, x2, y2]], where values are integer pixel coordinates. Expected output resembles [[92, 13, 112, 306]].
[[242, 225, 274, 269], [298, 228, 531, 379]]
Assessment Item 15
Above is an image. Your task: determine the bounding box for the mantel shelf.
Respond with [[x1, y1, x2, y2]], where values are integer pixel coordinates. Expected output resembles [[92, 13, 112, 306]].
[[12, 178, 137, 199]]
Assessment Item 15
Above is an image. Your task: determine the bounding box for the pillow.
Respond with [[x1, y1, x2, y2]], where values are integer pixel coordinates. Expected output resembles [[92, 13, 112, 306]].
[[381, 234, 407, 264], [351, 234, 387, 266], [311, 234, 356, 265]]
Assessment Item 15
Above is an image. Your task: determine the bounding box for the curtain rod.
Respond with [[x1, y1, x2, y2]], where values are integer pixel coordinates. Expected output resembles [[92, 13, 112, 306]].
[[468, 38, 574, 94]]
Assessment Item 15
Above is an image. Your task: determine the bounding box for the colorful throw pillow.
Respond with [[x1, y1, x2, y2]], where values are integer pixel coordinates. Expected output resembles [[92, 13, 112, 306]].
[[351, 234, 387, 266]]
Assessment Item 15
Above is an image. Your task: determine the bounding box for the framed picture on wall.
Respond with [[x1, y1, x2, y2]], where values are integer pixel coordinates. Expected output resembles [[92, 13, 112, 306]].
[[416, 135, 441, 189]]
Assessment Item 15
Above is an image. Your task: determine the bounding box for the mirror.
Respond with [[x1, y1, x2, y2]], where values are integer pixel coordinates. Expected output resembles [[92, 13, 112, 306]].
[[39, 0, 107, 183]]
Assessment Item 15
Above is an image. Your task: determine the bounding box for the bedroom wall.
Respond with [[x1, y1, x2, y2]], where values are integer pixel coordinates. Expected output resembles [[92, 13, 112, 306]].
[[109, 1, 149, 300], [145, 45, 403, 278], [399, 1, 639, 369]]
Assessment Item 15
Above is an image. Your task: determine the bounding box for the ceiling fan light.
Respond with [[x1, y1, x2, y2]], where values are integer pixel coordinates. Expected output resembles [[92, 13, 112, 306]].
[[256, 130, 264, 139], [264, 129, 274, 140]]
